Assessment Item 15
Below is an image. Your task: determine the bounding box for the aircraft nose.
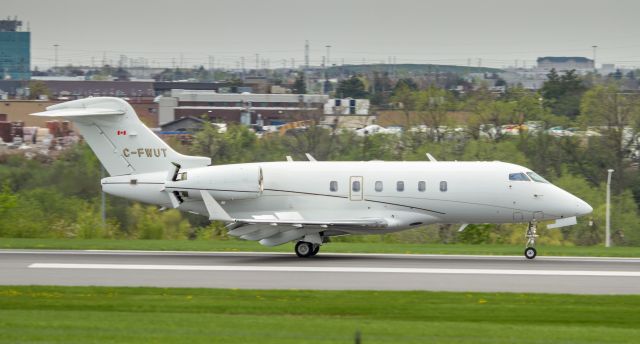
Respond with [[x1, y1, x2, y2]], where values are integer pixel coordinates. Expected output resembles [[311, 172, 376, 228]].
[[575, 197, 593, 216], [578, 200, 593, 215]]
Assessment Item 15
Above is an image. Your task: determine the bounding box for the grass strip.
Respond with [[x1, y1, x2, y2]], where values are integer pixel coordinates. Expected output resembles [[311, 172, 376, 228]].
[[0, 286, 638, 343]]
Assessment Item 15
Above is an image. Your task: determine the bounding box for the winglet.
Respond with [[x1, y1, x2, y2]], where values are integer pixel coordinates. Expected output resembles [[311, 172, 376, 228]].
[[200, 190, 234, 222]]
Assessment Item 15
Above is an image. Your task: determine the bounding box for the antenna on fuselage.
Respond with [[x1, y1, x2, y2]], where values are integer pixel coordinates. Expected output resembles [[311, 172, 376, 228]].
[[286, 156, 293, 162], [305, 153, 317, 162], [426, 153, 438, 162]]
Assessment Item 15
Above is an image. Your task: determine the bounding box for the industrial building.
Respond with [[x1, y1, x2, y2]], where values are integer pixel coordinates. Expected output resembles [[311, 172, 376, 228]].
[[536, 56, 594, 72], [0, 18, 30, 80], [0, 99, 159, 127], [324, 98, 370, 115], [157, 89, 329, 125]]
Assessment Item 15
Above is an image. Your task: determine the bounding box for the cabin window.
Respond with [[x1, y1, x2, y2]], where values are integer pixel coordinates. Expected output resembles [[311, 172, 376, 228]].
[[352, 180, 361, 192], [440, 181, 448, 192], [526, 172, 549, 183], [330, 181, 338, 192], [397, 181, 404, 192], [418, 181, 426, 192], [509, 173, 530, 181], [375, 181, 383, 192]]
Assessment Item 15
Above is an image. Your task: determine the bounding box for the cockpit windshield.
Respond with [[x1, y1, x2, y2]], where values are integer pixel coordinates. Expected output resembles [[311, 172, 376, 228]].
[[509, 173, 530, 181], [526, 171, 549, 183]]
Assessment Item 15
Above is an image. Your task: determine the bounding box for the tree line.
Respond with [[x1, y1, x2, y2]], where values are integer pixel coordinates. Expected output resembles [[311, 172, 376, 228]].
[[2, 70, 640, 246]]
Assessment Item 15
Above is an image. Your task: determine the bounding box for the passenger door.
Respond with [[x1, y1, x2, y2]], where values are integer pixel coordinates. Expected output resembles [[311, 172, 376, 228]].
[[349, 176, 363, 201]]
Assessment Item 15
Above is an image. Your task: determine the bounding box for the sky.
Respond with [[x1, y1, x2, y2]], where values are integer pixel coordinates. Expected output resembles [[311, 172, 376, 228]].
[[5, 0, 640, 70]]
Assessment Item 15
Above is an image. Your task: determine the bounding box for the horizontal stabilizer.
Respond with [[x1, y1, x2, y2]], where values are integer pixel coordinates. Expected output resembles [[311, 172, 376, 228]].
[[31, 108, 125, 118]]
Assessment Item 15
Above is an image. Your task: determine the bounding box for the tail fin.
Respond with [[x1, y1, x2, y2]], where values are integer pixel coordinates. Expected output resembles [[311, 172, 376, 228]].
[[31, 97, 210, 176]]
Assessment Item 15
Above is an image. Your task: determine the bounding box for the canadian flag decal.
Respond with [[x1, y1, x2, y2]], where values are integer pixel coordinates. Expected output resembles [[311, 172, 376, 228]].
[[117, 130, 127, 136]]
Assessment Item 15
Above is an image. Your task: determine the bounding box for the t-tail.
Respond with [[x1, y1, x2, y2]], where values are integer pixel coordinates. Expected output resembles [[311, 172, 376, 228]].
[[31, 97, 210, 176]]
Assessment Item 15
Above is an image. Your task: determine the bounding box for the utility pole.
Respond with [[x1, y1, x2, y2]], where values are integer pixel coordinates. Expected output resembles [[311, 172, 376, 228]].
[[53, 44, 59, 72], [606, 169, 614, 247], [305, 40, 310, 70], [241, 56, 245, 80], [326, 45, 331, 68], [592, 45, 598, 73]]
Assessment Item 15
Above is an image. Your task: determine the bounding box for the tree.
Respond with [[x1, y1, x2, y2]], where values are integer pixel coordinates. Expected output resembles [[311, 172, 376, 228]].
[[292, 74, 306, 94], [335, 75, 368, 98], [27, 80, 51, 100], [541, 69, 587, 118], [370, 71, 393, 106], [577, 84, 640, 194], [393, 78, 418, 92], [415, 87, 455, 142], [390, 83, 418, 129]]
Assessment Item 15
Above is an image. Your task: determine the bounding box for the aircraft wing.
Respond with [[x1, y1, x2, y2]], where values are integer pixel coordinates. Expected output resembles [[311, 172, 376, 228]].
[[225, 218, 387, 247], [198, 189, 388, 246]]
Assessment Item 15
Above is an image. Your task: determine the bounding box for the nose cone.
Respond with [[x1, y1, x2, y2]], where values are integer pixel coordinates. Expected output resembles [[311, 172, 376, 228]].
[[554, 187, 593, 217], [562, 193, 593, 217], [576, 198, 593, 216]]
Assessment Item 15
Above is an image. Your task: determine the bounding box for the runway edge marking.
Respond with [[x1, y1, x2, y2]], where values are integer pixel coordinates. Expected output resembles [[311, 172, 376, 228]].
[[28, 263, 640, 277]]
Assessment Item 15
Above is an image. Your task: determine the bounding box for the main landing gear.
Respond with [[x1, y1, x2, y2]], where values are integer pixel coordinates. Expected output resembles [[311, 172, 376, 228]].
[[524, 222, 538, 259], [295, 241, 320, 258]]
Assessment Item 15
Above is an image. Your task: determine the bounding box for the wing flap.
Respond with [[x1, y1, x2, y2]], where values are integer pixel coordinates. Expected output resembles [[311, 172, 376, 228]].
[[233, 218, 387, 228]]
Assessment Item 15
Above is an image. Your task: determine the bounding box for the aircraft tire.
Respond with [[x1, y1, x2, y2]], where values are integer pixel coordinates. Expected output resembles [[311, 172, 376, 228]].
[[310, 244, 320, 256], [295, 241, 313, 258], [524, 247, 537, 259]]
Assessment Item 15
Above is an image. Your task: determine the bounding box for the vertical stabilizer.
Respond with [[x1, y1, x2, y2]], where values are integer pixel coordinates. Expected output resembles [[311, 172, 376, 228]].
[[31, 97, 210, 176]]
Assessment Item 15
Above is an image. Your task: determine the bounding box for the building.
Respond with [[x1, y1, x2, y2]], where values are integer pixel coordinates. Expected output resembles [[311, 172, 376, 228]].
[[0, 99, 158, 127], [0, 79, 236, 100], [600, 64, 616, 75], [159, 116, 207, 133], [324, 98, 370, 115], [536, 57, 594, 72], [0, 18, 30, 80], [157, 89, 328, 126]]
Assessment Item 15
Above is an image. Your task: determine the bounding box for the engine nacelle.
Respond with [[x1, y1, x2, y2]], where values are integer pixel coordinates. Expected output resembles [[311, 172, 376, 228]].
[[167, 164, 263, 201], [101, 171, 170, 205]]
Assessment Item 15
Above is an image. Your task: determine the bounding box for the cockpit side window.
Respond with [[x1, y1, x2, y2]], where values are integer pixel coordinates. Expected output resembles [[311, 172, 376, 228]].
[[526, 172, 549, 183], [509, 172, 530, 181]]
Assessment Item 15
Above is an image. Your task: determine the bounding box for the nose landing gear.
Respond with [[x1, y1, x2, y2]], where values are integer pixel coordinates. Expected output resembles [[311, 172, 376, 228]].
[[524, 222, 538, 259]]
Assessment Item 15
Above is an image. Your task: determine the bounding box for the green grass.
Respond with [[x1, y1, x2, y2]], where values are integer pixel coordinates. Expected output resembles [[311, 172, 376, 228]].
[[0, 286, 638, 343], [1, 237, 640, 257]]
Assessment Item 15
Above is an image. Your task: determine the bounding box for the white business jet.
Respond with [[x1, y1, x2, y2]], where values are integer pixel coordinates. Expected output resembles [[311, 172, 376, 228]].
[[32, 97, 592, 259]]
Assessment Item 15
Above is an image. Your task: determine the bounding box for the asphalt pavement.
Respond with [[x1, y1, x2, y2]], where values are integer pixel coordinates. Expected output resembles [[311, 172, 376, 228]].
[[1, 249, 640, 294]]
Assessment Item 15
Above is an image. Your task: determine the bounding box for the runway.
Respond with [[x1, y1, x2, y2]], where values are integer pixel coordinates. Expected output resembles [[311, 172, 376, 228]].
[[2, 249, 640, 294]]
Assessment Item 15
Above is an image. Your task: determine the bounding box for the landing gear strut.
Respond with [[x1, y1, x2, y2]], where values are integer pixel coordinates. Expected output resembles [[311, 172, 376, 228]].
[[295, 241, 320, 258], [524, 222, 538, 259]]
